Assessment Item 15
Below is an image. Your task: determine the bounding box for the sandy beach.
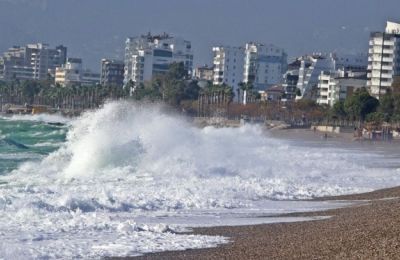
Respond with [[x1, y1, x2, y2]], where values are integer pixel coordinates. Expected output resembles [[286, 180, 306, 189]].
[[114, 128, 400, 260], [126, 186, 400, 260]]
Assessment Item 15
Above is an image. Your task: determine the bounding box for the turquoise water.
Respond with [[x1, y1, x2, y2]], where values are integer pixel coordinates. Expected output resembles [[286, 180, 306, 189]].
[[0, 116, 67, 175]]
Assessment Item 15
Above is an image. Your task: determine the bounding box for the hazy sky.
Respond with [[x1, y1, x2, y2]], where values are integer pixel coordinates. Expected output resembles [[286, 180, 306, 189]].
[[0, 0, 399, 71]]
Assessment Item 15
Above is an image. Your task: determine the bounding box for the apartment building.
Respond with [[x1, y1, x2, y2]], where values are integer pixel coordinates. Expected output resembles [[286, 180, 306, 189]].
[[194, 65, 214, 81], [100, 59, 124, 86], [243, 43, 287, 90], [212, 46, 245, 91], [316, 70, 367, 106], [334, 53, 368, 72], [367, 21, 400, 99], [124, 33, 193, 86], [296, 54, 336, 100], [55, 58, 83, 86], [0, 43, 67, 81]]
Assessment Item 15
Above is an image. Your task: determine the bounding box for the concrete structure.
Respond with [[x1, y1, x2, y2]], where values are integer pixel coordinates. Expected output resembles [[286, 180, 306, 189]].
[[55, 58, 83, 86], [261, 85, 285, 101], [316, 71, 339, 106], [296, 54, 336, 100], [316, 70, 367, 106], [243, 43, 287, 90], [335, 73, 367, 102], [82, 70, 100, 86], [212, 46, 244, 91], [194, 65, 214, 81], [367, 21, 400, 99], [124, 33, 193, 86], [0, 43, 67, 81], [334, 53, 368, 72], [282, 59, 301, 100], [100, 59, 124, 86]]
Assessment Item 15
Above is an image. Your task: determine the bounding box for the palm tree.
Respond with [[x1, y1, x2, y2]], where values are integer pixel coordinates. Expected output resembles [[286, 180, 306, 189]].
[[238, 82, 253, 105]]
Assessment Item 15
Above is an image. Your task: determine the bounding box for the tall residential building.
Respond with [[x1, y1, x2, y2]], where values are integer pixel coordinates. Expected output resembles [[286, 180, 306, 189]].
[[282, 59, 301, 100], [212, 46, 245, 92], [296, 54, 336, 100], [367, 21, 400, 99], [0, 43, 67, 81], [124, 33, 193, 86], [243, 43, 287, 90], [316, 71, 339, 106], [100, 59, 124, 86]]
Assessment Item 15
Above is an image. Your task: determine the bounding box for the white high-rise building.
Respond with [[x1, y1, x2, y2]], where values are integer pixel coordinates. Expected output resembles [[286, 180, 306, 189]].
[[212, 46, 245, 92], [367, 21, 400, 99], [243, 43, 287, 90], [124, 33, 193, 85], [296, 54, 336, 100]]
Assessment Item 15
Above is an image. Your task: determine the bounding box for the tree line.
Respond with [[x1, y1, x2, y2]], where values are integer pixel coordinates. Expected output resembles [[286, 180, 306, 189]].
[[330, 87, 400, 125], [1, 61, 400, 126]]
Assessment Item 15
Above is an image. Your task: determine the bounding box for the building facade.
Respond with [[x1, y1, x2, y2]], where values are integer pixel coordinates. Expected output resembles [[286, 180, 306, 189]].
[[124, 33, 193, 86], [296, 54, 336, 100], [212, 46, 245, 91], [100, 59, 124, 86], [282, 59, 301, 100], [0, 43, 67, 81], [243, 43, 287, 90], [55, 58, 83, 86], [316, 70, 367, 106], [334, 53, 368, 72], [367, 21, 400, 99], [194, 65, 214, 81], [82, 70, 100, 86]]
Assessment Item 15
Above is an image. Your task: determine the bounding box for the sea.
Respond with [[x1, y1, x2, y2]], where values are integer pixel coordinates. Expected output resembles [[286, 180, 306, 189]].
[[0, 101, 400, 259]]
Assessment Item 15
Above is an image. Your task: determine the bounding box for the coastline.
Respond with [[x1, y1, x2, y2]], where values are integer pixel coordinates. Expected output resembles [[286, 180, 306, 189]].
[[126, 186, 400, 260], [116, 127, 400, 260]]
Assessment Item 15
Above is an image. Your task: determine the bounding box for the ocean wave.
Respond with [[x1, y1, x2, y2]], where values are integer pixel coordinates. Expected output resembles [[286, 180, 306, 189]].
[[1, 113, 71, 124], [0, 100, 399, 258]]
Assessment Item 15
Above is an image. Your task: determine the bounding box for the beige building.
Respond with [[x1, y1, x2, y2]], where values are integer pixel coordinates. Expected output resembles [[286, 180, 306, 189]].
[[55, 58, 83, 86], [194, 65, 214, 81]]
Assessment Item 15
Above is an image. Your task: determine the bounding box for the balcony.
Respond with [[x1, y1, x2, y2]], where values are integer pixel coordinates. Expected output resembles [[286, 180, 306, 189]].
[[381, 73, 393, 79], [369, 47, 382, 54], [381, 81, 392, 87], [383, 48, 394, 54], [382, 65, 393, 70]]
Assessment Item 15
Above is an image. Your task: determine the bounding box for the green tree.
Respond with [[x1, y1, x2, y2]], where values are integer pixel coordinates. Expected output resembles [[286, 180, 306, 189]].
[[344, 87, 379, 121], [331, 100, 347, 119], [366, 112, 385, 124], [378, 92, 394, 121]]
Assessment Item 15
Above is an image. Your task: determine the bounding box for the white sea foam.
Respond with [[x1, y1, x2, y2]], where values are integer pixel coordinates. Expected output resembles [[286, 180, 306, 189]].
[[1, 113, 71, 124], [1, 101, 400, 258]]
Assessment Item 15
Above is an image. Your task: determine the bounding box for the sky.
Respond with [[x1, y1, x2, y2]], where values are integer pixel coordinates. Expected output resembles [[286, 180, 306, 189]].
[[0, 0, 399, 71]]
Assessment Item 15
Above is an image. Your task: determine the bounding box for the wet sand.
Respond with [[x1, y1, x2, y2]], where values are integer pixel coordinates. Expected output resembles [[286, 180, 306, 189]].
[[115, 128, 400, 260], [121, 187, 400, 260]]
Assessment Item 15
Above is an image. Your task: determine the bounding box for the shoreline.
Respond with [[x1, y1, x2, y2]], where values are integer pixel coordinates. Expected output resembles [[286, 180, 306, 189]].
[[124, 186, 400, 260], [120, 129, 400, 260]]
